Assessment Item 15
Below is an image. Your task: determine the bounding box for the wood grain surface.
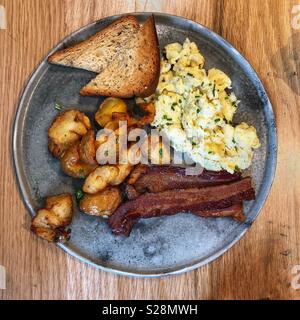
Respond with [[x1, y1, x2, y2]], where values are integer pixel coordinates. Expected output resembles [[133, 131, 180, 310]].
[[0, 0, 300, 300]]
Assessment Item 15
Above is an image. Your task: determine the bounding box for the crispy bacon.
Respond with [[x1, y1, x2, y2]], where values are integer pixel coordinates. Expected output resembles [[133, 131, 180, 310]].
[[125, 165, 242, 196], [127, 164, 149, 185], [124, 184, 141, 200], [193, 202, 244, 221], [109, 177, 255, 236]]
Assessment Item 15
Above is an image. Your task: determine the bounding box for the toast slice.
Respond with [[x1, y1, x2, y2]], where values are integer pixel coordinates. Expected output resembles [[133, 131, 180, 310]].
[[48, 15, 139, 73], [80, 15, 160, 98]]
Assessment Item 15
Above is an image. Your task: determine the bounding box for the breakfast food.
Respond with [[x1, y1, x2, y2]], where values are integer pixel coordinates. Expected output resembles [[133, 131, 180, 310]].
[[109, 177, 255, 236], [48, 15, 139, 73], [83, 163, 133, 194], [148, 39, 260, 173], [48, 15, 160, 98], [110, 102, 156, 128], [192, 203, 244, 221], [80, 15, 160, 98], [79, 188, 122, 217], [30, 16, 261, 243], [78, 130, 98, 166], [48, 109, 91, 158], [95, 98, 128, 127], [125, 164, 242, 198], [95, 97, 155, 129], [31, 194, 73, 242], [60, 141, 97, 178]]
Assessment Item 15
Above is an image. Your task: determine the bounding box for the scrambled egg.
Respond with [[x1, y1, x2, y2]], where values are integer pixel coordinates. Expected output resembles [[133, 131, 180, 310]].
[[149, 39, 260, 173]]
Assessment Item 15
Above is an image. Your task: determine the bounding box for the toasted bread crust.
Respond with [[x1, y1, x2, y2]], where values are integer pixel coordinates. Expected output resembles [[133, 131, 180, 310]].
[[135, 15, 160, 97], [80, 15, 160, 98], [49, 15, 160, 98], [48, 15, 139, 67]]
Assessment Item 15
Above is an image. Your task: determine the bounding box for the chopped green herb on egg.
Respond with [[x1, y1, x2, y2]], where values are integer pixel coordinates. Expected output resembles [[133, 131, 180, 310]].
[[149, 38, 260, 173]]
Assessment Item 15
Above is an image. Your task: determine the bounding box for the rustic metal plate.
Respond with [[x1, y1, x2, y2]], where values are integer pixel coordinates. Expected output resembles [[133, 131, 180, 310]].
[[13, 12, 277, 277]]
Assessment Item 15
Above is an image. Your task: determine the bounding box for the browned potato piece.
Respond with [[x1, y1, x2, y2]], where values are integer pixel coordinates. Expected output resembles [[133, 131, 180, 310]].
[[32, 209, 62, 229], [111, 112, 137, 127], [110, 163, 133, 186], [83, 163, 133, 194], [31, 193, 73, 242], [82, 165, 119, 194], [60, 142, 97, 178], [79, 188, 122, 217], [140, 135, 171, 165], [30, 226, 59, 242], [95, 126, 138, 164], [103, 120, 120, 131], [48, 109, 91, 158], [111, 102, 155, 127], [79, 130, 97, 165], [137, 102, 155, 126], [94, 124, 123, 150], [95, 98, 127, 127], [45, 194, 74, 226]]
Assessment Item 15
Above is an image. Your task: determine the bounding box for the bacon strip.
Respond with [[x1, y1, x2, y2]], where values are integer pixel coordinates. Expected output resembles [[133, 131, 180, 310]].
[[109, 177, 255, 236], [124, 184, 141, 200], [126, 165, 242, 196], [193, 202, 244, 221]]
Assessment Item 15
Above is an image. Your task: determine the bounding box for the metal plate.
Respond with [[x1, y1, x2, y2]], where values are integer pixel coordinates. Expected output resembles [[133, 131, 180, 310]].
[[13, 12, 277, 277]]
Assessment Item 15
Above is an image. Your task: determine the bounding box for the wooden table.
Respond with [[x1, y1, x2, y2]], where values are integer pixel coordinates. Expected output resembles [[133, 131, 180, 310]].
[[1, 0, 300, 300]]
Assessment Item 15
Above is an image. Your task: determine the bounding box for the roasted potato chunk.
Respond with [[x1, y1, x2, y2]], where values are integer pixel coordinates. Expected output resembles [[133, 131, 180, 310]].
[[135, 102, 155, 126], [45, 194, 73, 226], [111, 102, 155, 127], [111, 112, 137, 127], [60, 142, 97, 178], [79, 188, 122, 217], [82, 165, 119, 194], [30, 227, 61, 243], [31, 193, 73, 242], [95, 97, 127, 127], [79, 130, 97, 165], [140, 135, 171, 165], [110, 163, 133, 186], [83, 163, 133, 194], [32, 208, 62, 229], [95, 126, 138, 164], [103, 120, 120, 131], [48, 109, 91, 158]]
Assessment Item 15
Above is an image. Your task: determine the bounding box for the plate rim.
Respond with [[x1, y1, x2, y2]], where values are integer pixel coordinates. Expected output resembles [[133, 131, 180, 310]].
[[12, 12, 277, 278]]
